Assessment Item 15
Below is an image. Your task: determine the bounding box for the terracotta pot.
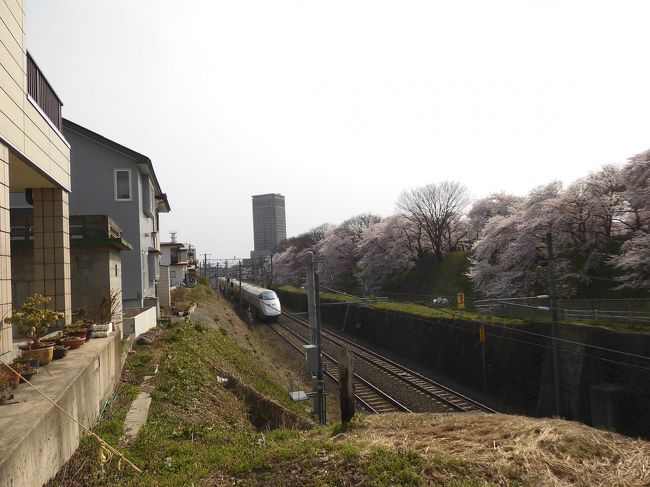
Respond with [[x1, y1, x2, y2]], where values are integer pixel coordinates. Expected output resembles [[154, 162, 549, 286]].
[[65, 330, 88, 339], [19, 341, 55, 366], [61, 336, 85, 349]]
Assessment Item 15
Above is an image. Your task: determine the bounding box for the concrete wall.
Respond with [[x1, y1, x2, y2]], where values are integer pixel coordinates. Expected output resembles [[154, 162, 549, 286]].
[[71, 245, 123, 330], [278, 289, 650, 439], [0, 0, 70, 190], [0, 332, 122, 487], [159, 265, 171, 308], [123, 305, 157, 336]]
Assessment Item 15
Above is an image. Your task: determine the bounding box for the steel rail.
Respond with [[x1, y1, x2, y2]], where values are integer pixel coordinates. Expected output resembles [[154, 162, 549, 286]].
[[282, 310, 496, 414], [269, 320, 411, 414]]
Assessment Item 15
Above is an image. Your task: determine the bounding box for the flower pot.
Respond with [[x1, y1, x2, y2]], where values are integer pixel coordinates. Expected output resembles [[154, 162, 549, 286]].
[[19, 341, 55, 366], [29, 356, 40, 368], [92, 323, 112, 333], [65, 330, 87, 339], [61, 336, 85, 349], [19, 367, 38, 383], [53, 346, 70, 360]]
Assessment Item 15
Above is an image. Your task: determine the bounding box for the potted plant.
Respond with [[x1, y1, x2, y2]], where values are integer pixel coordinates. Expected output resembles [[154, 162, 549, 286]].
[[63, 321, 88, 339], [1, 361, 21, 387], [4, 294, 64, 366], [19, 364, 38, 383], [0, 368, 14, 404], [53, 345, 70, 360], [60, 334, 85, 349], [94, 289, 120, 327]]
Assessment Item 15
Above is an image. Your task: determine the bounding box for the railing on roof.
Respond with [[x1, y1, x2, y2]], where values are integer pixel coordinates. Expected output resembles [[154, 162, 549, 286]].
[[26, 52, 63, 131]]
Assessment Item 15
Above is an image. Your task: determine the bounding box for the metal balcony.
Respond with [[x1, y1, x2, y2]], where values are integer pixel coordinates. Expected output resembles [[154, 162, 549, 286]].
[[26, 52, 63, 131]]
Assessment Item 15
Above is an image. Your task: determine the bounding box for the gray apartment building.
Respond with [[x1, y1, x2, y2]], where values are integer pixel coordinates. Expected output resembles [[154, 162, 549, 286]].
[[250, 193, 286, 258], [62, 119, 170, 310]]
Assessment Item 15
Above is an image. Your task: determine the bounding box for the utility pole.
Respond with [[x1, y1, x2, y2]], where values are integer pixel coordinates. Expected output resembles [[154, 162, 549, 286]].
[[269, 254, 274, 287], [306, 252, 318, 346], [202, 253, 210, 280], [546, 232, 563, 417], [215, 263, 219, 296], [314, 272, 325, 423], [238, 260, 243, 315], [306, 252, 325, 424]]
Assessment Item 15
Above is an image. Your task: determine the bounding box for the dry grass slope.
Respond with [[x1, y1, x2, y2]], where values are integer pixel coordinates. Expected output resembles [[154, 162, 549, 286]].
[[342, 413, 650, 487]]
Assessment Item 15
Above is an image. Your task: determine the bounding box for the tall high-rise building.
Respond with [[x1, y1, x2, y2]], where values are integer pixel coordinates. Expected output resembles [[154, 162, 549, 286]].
[[251, 193, 286, 258]]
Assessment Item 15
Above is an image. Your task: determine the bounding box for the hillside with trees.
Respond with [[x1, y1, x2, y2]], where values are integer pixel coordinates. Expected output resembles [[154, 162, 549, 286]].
[[270, 148, 650, 300]]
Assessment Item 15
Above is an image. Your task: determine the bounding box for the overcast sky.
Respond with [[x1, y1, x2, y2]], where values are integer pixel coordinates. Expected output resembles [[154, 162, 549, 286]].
[[27, 1, 650, 258]]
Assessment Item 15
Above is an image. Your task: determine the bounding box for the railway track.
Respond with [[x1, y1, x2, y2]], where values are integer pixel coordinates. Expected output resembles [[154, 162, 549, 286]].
[[270, 319, 411, 413], [280, 310, 496, 414]]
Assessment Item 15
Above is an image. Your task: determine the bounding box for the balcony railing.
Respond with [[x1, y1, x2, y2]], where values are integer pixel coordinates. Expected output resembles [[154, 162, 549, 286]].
[[26, 52, 63, 131], [70, 215, 122, 240], [11, 212, 122, 241]]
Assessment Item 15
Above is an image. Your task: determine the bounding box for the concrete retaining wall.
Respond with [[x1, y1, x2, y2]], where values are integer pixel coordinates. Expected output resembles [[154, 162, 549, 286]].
[[277, 289, 650, 439], [0, 332, 122, 487], [123, 306, 157, 336]]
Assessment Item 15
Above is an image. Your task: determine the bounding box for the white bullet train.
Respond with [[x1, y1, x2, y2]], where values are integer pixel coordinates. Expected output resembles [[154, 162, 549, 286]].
[[218, 277, 281, 321]]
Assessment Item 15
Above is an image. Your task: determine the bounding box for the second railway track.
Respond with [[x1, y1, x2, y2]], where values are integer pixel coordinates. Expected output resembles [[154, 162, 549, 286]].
[[270, 319, 411, 414], [279, 310, 496, 414]]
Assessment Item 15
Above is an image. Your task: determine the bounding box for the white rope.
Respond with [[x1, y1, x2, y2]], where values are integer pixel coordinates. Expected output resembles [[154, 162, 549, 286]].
[[0, 358, 142, 474]]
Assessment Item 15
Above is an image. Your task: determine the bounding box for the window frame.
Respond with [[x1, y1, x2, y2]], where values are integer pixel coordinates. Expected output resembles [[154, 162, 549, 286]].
[[114, 168, 132, 202]]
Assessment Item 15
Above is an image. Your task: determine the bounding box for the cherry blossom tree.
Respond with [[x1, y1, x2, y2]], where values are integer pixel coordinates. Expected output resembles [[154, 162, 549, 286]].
[[315, 213, 382, 292], [315, 227, 357, 290], [467, 192, 523, 241], [271, 223, 334, 285], [356, 215, 419, 292], [611, 231, 650, 290], [609, 150, 650, 289], [468, 181, 577, 297]]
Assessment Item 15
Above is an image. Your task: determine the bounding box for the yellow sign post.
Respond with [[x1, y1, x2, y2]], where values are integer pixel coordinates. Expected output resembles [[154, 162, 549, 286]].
[[479, 325, 485, 343], [457, 292, 465, 310]]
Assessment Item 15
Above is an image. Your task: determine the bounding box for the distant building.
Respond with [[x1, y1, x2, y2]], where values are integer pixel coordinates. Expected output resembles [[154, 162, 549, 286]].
[[250, 193, 286, 258], [161, 241, 190, 287]]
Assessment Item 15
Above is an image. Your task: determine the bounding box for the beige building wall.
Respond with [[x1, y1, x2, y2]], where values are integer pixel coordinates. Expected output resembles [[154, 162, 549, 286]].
[[32, 188, 71, 323], [0, 143, 11, 361], [0, 1, 72, 358], [0, 0, 71, 191]]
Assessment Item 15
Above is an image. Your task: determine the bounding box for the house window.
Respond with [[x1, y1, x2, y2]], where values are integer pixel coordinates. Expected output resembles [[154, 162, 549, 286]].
[[114, 169, 132, 201]]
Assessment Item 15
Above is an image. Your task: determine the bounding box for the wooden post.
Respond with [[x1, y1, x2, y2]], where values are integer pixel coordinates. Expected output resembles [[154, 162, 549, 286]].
[[339, 346, 355, 423]]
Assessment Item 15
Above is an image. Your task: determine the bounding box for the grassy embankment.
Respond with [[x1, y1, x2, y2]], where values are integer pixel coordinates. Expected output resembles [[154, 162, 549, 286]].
[[278, 284, 526, 326], [281, 251, 650, 332], [47, 286, 483, 486], [48, 286, 650, 486]]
